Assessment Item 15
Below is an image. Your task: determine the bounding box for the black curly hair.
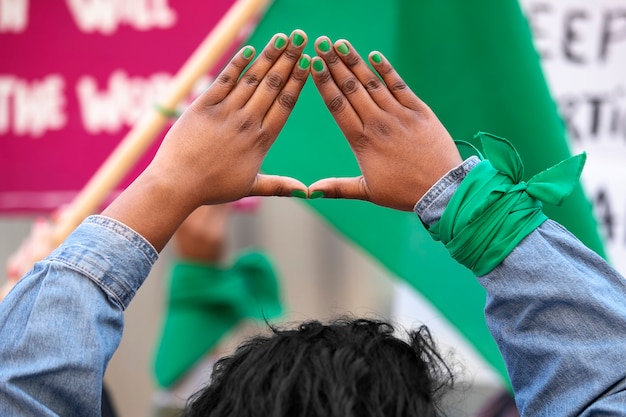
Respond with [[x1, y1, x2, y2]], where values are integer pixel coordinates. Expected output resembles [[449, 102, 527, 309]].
[[182, 318, 455, 417]]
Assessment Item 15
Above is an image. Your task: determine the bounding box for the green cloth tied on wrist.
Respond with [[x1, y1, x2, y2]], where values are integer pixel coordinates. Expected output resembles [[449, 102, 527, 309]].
[[153, 250, 283, 388], [428, 132, 586, 276]]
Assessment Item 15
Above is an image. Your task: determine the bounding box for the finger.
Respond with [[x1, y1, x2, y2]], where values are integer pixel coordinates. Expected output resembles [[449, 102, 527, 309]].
[[248, 174, 308, 197], [315, 37, 379, 118], [200, 45, 256, 106], [233, 32, 291, 106], [261, 53, 311, 139], [246, 30, 308, 117], [330, 39, 398, 112], [307, 176, 370, 201], [310, 54, 361, 136], [200, 32, 288, 109], [368, 50, 426, 112]]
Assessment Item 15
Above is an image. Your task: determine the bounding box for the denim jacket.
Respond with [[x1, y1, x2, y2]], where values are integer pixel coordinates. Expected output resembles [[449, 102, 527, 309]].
[[1, 159, 625, 416]]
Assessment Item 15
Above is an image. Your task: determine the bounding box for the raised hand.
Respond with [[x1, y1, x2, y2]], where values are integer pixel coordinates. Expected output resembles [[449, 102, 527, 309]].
[[308, 37, 462, 211], [150, 30, 311, 207], [102, 31, 310, 251]]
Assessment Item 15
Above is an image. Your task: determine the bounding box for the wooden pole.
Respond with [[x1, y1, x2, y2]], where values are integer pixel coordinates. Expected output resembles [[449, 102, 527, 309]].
[[50, 0, 271, 247]]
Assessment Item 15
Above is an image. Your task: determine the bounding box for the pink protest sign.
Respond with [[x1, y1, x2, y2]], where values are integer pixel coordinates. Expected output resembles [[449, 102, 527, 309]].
[[0, 0, 240, 213]]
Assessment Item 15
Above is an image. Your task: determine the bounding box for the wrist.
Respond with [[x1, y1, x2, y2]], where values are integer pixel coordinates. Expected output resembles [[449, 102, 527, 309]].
[[414, 157, 480, 226], [102, 169, 198, 252]]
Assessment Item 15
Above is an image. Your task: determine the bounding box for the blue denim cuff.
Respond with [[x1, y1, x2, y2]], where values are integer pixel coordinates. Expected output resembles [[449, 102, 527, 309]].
[[414, 156, 480, 226], [47, 215, 158, 310]]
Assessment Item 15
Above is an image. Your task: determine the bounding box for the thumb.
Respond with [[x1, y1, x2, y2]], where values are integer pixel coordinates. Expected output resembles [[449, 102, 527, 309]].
[[249, 174, 308, 197], [307, 176, 370, 201]]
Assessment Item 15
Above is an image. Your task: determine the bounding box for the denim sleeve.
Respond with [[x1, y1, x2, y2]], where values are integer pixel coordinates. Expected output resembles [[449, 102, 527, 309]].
[[0, 215, 158, 416], [416, 159, 626, 416]]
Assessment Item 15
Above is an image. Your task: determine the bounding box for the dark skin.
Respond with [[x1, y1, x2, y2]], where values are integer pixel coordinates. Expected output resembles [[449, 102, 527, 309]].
[[102, 31, 310, 251], [102, 30, 463, 252], [308, 37, 462, 211]]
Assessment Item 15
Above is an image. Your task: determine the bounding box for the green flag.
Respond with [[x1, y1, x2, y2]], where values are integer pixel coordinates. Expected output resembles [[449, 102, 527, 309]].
[[248, 0, 605, 384]]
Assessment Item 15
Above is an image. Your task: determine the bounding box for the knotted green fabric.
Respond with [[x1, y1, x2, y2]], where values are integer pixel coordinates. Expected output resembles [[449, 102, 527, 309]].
[[153, 250, 283, 388], [429, 132, 586, 276]]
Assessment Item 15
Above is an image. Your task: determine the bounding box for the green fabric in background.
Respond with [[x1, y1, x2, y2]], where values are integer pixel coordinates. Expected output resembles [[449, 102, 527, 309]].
[[247, 0, 606, 385], [153, 251, 283, 387]]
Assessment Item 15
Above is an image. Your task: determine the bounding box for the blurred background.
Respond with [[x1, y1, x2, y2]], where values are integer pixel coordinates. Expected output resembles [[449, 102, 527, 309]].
[[1, 0, 624, 415]]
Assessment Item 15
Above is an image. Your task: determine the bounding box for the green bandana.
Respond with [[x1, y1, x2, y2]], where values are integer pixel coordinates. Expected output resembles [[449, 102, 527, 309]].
[[153, 250, 283, 388], [428, 132, 586, 276]]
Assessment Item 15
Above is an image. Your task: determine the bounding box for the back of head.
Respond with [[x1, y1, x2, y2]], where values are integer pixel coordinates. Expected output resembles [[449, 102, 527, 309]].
[[183, 318, 454, 417]]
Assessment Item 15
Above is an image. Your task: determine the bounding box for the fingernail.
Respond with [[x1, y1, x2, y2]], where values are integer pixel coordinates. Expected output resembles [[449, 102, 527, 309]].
[[371, 52, 382, 64], [299, 56, 310, 69], [290, 190, 307, 199], [274, 36, 286, 49], [243, 47, 253, 59], [318, 40, 330, 52], [310, 191, 325, 199], [337, 42, 349, 55], [293, 33, 305, 47], [312, 59, 324, 72]]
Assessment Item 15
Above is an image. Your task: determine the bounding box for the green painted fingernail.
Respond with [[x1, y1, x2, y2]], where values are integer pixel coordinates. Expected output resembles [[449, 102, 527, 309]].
[[274, 36, 286, 49], [299, 56, 310, 69], [318, 40, 330, 52], [243, 47, 253, 59], [371, 53, 382, 63], [337, 42, 349, 55], [310, 191, 325, 199], [291, 190, 307, 199], [312, 59, 324, 72], [293, 33, 305, 46]]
